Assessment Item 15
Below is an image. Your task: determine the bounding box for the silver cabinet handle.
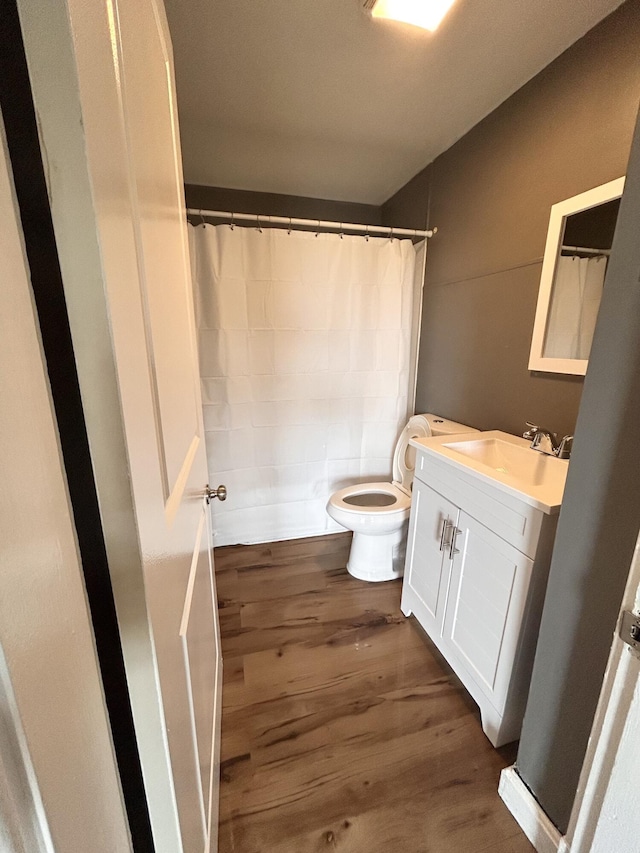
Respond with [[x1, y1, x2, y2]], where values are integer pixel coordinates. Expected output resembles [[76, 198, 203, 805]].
[[449, 526, 461, 559], [206, 484, 227, 503], [439, 517, 452, 551]]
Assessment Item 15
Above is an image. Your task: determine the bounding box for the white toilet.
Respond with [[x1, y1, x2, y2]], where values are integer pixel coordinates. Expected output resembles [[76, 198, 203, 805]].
[[327, 413, 479, 582]]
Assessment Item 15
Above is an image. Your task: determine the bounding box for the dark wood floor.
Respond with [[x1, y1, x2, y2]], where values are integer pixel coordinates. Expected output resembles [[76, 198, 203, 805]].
[[215, 532, 533, 853]]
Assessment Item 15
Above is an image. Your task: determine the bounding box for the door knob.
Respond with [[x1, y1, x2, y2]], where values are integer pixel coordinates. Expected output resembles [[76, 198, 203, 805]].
[[206, 484, 227, 503]]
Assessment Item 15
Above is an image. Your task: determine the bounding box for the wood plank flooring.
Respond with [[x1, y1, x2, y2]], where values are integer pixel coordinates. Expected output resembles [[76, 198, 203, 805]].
[[215, 532, 533, 852]]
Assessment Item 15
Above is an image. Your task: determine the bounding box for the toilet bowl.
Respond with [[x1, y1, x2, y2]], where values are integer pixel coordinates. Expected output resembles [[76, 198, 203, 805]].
[[327, 414, 479, 582]]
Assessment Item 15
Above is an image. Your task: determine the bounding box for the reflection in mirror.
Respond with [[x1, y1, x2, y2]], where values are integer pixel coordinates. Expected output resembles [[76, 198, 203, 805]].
[[529, 177, 625, 376], [544, 198, 619, 360]]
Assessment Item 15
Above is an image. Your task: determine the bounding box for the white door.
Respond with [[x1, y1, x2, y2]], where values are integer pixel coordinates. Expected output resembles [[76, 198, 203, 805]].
[[562, 532, 640, 853], [17, 1, 222, 851], [0, 114, 130, 851]]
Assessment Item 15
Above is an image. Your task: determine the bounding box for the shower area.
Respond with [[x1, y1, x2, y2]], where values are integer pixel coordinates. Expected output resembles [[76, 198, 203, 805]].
[[188, 212, 430, 546]]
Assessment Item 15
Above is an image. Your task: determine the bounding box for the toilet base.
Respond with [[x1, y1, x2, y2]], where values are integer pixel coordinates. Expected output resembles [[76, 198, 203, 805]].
[[346, 523, 408, 583]]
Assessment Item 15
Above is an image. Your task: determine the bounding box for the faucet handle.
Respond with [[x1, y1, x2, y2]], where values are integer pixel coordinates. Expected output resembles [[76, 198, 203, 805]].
[[523, 422, 539, 440], [557, 435, 573, 460]]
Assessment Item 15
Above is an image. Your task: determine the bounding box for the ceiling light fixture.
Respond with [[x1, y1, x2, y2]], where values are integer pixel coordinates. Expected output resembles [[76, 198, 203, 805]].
[[369, 0, 457, 32]]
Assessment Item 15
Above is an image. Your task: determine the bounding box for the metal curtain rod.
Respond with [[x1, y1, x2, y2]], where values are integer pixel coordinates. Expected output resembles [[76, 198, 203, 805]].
[[186, 208, 436, 239], [561, 244, 611, 256]]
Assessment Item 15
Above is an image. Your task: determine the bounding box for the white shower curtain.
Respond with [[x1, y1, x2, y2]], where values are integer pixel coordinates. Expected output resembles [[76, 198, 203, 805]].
[[544, 255, 607, 359], [189, 223, 418, 546]]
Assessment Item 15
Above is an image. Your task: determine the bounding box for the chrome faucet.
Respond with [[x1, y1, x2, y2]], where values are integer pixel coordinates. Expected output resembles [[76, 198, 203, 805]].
[[523, 423, 573, 459]]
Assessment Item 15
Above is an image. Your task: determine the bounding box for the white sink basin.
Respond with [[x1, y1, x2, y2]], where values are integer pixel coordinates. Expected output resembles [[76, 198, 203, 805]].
[[443, 436, 558, 485], [410, 430, 568, 513]]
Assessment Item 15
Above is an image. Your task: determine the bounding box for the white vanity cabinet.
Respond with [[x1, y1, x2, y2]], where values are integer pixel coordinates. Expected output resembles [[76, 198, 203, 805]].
[[401, 444, 559, 747], [403, 480, 459, 639]]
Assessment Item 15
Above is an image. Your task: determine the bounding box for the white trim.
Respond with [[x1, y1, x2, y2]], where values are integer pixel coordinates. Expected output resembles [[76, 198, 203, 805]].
[[409, 238, 427, 416], [562, 641, 629, 853], [499, 766, 565, 853], [528, 177, 625, 376], [561, 535, 640, 853], [0, 647, 55, 853]]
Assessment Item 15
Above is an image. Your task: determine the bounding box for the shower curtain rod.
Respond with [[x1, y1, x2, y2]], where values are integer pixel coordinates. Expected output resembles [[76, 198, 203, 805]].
[[561, 244, 611, 256], [186, 208, 436, 239]]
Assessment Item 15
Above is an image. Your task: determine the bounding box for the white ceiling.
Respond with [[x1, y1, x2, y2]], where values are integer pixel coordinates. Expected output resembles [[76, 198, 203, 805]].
[[164, 0, 624, 205]]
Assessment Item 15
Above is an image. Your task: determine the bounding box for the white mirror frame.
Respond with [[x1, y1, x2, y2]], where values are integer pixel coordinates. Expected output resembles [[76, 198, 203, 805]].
[[528, 176, 625, 375]]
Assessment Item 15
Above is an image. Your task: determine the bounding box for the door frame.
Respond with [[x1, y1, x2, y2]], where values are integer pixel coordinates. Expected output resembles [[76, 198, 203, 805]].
[[15, 0, 179, 844], [559, 531, 640, 853], [0, 1, 153, 848], [15, 0, 221, 848]]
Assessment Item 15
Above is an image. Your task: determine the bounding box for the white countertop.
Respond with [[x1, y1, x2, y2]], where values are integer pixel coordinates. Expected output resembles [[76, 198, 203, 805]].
[[410, 430, 569, 514]]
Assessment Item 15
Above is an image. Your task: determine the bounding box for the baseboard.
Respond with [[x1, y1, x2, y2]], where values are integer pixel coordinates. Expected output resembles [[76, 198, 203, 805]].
[[499, 766, 565, 853]]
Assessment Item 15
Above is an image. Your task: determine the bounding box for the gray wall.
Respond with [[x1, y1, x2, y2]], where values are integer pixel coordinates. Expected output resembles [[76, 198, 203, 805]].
[[382, 1, 640, 439], [381, 164, 430, 232], [381, 0, 640, 834], [185, 183, 381, 226], [518, 101, 640, 833]]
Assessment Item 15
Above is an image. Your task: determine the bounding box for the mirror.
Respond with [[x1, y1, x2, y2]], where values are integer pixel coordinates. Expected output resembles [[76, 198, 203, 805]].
[[529, 177, 625, 375]]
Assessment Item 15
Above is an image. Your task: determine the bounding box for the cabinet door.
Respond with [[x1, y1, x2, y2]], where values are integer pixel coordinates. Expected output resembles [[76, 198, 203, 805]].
[[443, 511, 534, 710], [404, 480, 459, 637]]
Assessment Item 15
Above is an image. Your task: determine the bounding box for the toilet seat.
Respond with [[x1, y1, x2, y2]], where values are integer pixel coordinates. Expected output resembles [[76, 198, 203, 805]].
[[330, 482, 411, 515], [392, 414, 432, 494], [329, 415, 433, 520], [326, 413, 479, 582]]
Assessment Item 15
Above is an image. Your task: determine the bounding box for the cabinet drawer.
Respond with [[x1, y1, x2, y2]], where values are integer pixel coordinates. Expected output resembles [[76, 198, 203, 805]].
[[415, 451, 543, 558]]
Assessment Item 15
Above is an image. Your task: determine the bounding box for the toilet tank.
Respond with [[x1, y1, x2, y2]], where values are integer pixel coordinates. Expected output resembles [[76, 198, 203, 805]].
[[422, 414, 480, 437]]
